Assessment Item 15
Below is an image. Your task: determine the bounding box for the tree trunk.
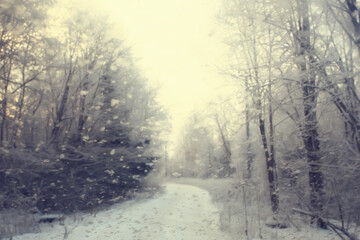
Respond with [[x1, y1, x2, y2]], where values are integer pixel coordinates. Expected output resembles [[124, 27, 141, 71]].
[[0, 95, 7, 145], [0, 60, 12, 146], [259, 107, 279, 213], [297, 0, 325, 221], [49, 68, 74, 146], [76, 60, 97, 143], [267, 26, 277, 192], [11, 86, 26, 147], [245, 101, 253, 179], [11, 67, 27, 147]]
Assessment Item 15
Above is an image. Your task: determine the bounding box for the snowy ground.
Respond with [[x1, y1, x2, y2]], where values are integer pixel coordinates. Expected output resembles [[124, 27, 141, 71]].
[[170, 178, 342, 240], [14, 183, 232, 240], [11, 181, 345, 240]]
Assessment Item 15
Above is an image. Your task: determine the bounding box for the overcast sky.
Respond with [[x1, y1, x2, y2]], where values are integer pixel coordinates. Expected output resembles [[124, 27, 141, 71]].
[[60, 0, 229, 146]]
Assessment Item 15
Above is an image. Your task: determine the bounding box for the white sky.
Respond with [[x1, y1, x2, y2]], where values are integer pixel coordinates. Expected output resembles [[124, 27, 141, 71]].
[[62, 0, 229, 148]]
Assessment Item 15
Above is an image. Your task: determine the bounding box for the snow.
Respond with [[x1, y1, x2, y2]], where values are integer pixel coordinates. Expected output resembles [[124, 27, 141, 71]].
[[110, 99, 120, 107], [14, 183, 232, 240], [11, 181, 345, 240], [170, 178, 342, 240]]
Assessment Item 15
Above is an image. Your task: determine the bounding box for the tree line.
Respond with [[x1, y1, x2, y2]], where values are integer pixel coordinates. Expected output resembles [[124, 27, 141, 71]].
[[0, 0, 167, 213], [173, 0, 360, 233]]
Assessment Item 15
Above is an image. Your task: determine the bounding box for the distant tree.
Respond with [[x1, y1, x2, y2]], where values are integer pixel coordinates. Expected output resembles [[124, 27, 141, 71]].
[[0, 0, 50, 146], [221, 0, 280, 213]]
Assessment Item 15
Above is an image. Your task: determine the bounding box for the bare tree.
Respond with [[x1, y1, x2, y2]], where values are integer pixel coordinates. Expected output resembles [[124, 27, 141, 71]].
[[295, 0, 325, 224], [222, 0, 280, 213]]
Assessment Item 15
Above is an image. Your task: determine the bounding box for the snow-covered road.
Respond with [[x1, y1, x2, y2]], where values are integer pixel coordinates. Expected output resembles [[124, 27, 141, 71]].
[[14, 183, 231, 240]]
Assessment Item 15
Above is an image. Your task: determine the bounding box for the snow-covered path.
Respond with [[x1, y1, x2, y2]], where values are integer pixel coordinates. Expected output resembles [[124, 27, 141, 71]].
[[14, 183, 231, 240]]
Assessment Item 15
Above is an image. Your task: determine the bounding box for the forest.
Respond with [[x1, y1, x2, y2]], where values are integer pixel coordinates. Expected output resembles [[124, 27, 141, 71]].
[[1, 0, 360, 240], [0, 0, 167, 215], [168, 0, 360, 238]]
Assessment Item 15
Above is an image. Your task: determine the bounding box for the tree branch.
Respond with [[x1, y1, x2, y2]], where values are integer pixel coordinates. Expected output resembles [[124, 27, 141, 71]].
[[292, 208, 359, 240]]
